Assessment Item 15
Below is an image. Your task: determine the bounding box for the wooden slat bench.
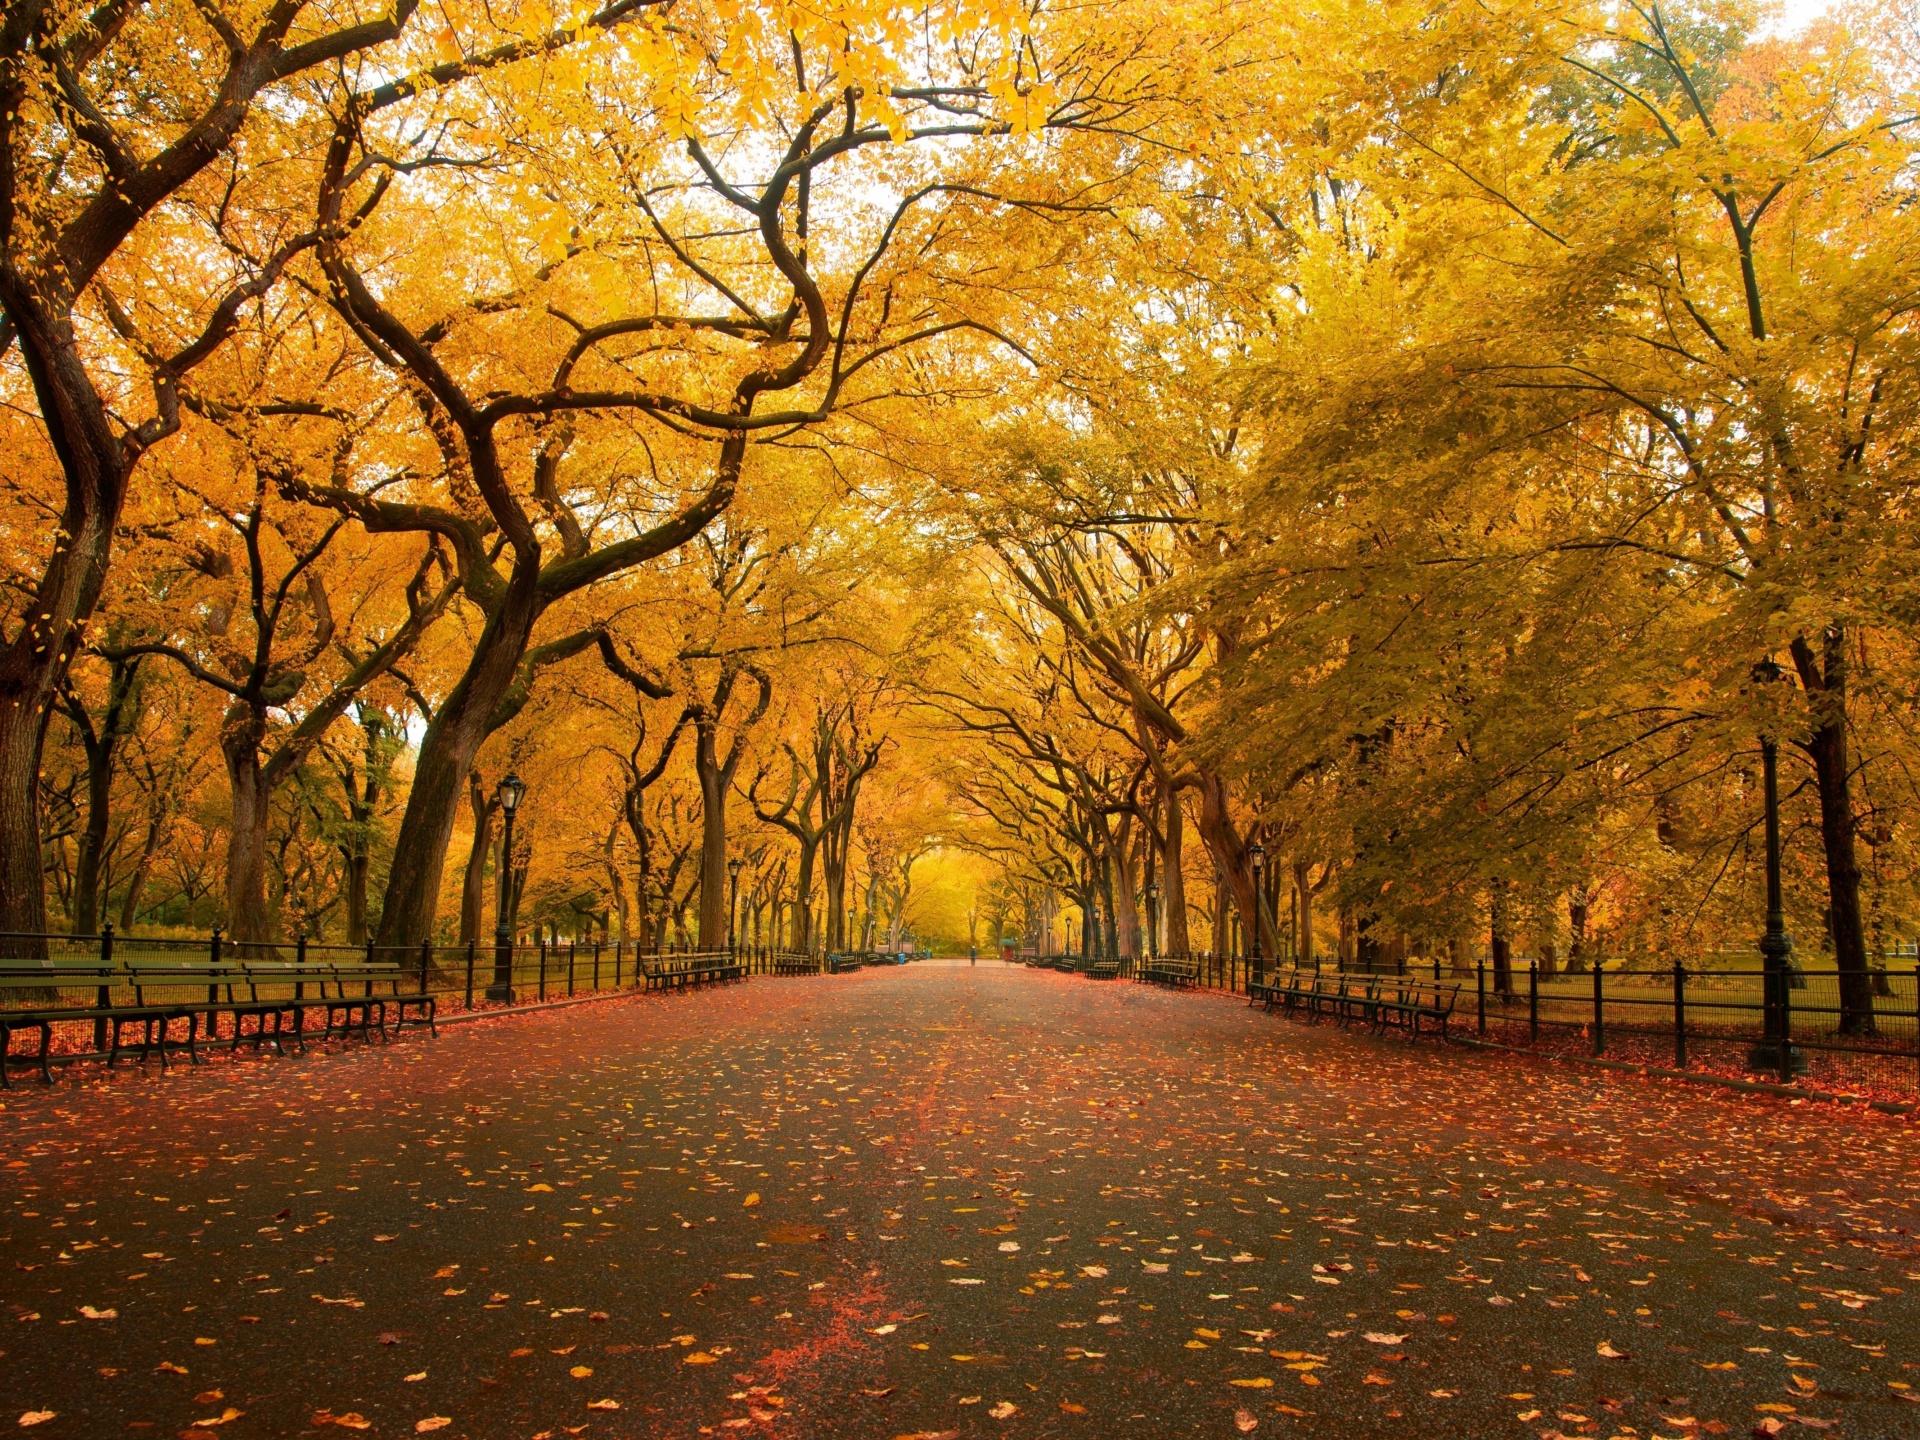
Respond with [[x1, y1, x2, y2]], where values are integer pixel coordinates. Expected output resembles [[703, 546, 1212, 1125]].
[[1370, 978, 1460, 1039], [1141, 957, 1200, 987]]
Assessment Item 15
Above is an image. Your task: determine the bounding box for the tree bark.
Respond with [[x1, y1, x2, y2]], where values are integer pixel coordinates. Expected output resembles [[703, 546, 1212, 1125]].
[[1161, 785, 1191, 954], [1293, 859, 1315, 967], [377, 570, 540, 944], [221, 709, 273, 945], [1791, 628, 1876, 1034], [459, 772, 496, 945]]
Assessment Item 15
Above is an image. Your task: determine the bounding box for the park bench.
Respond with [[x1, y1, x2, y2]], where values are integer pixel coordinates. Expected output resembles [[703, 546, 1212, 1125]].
[[1051, 956, 1079, 974], [0, 958, 212, 1084], [1369, 977, 1460, 1039], [773, 954, 820, 976], [1086, 959, 1122, 980], [1249, 965, 1312, 1014], [641, 953, 743, 990], [1141, 957, 1200, 987]]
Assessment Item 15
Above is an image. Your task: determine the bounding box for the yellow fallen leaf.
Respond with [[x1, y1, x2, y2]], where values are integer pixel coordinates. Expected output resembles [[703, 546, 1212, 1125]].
[[1754, 1403, 1797, 1414], [744, 1192, 760, 1207], [570, 1366, 593, 1378], [526, 1184, 554, 1193], [587, 1399, 621, 1410], [190, 1408, 243, 1427], [1230, 1378, 1274, 1388], [1597, 1341, 1629, 1359], [18, 1414, 55, 1428], [405, 1372, 426, 1382], [684, 1352, 718, 1365], [415, 1421, 452, 1434]]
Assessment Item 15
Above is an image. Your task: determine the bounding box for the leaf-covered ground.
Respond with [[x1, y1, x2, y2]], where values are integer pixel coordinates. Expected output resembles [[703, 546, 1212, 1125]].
[[3, 963, 1917, 1438]]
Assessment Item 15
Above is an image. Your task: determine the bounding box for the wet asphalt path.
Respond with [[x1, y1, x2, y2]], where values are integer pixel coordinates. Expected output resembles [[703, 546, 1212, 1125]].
[[3, 962, 1917, 1439]]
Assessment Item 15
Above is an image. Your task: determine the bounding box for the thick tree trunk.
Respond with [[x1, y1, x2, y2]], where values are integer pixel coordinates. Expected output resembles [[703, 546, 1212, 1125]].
[[222, 725, 273, 945], [0, 325, 127, 944], [1293, 859, 1315, 967], [119, 814, 165, 932], [1189, 766, 1272, 959], [1791, 629, 1876, 1034], [1566, 894, 1590, 974], [695, 735, 730, 948], [344, 852, 370, 945], [70, 736, 113, 934], [1161, 786, 1191, 954], [458, 773, 494, 945], [1490, 891, 1513, 998], [377, 576, 539, 945]]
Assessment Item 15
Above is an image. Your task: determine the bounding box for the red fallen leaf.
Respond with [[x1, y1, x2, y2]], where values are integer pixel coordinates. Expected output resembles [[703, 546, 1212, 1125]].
[[860, 1387, 896, 1398], [1234, 1411, 1259, 1434], [588, 1312, 609, 1321], [379, 1332, 402, 1346]]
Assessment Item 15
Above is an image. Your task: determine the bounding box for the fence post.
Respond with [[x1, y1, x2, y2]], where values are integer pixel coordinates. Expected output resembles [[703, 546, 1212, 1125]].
[[1591, 959, 1604, 1057], [567, 940, 576, 998], [419, 939, 431, 996], [207, 926, 223, 1038], [1673, 961, 1687, 1069], [364, 937, 376, 997], [95, 923, 115, 1052], [1528, 961, 1539, 1046], [593, 939, 601, 992], [538, 938, 548, 1003], [464, 939, 476, 1012], [1476, 959, 1486, 1035]]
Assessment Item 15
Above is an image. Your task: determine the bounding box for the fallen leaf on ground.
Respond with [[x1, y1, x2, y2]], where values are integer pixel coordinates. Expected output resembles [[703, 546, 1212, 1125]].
[[989, 1401, 1018, 1419], [1597, 1341, 1630, 1359], [415, 1420, 452, 1434], [1235, 1410, 1259, 1434], [17, 1414, 54, 1428], [1363, 1332, 1407, 1345], [586, 1399, 620, 1411]]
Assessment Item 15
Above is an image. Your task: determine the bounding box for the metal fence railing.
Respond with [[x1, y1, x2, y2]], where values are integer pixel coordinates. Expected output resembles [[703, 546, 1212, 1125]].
[[0, 928, 821, 1073], [1465, 959, 1920, 1098], [1008, 945, 1920, 1098]]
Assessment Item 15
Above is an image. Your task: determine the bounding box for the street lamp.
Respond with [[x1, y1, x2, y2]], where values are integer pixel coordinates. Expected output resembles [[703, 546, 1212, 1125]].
[[489, 773, 526, 1001], [1747, 660, 1804, 1077], [1145, 881, 1161, 963], [727, 856, 744, 955], [1247, 841, 1266, 988]]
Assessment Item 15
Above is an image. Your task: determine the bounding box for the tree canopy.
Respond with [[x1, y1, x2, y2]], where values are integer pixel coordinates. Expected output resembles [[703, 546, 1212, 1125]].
[[5, 0, 1918, 1026]]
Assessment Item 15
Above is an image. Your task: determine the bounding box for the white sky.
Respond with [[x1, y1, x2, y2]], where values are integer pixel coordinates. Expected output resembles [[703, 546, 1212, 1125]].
[[1772, 0, 1835, 32]]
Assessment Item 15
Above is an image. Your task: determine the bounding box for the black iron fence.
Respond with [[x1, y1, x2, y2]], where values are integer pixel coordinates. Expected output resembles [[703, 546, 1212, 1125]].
[[0, 927, 816, 1069], [1467, 959, 1920, 1097]]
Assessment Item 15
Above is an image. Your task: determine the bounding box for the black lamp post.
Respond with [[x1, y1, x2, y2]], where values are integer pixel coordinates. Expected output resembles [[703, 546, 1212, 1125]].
[[489, 773, 526, 1001], [1146, 880, 1161, 963], [1747, 661, 1803, 1076], [727, 856, 744, 955], [1247, 841, 1266, 987]]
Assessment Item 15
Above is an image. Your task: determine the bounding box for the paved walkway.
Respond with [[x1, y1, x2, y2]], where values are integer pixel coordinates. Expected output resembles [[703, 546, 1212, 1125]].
[[3, 963, 1917, 1438]]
